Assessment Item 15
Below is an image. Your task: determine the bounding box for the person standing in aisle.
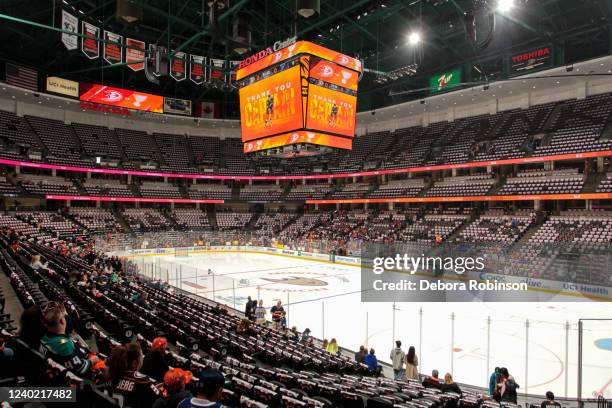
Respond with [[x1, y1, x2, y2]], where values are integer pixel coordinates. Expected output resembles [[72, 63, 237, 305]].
[[254, 299, 267, 325], [405, 346, 419, 380], [390, 340, 406, 380], [270, 300, 285, 331], [245, 296, 254, 320]]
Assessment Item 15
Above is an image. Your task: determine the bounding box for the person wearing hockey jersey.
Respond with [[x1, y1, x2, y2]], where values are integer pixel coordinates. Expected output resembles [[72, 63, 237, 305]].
[[107, 343, 161, 408], [39, 303, 99, 377]]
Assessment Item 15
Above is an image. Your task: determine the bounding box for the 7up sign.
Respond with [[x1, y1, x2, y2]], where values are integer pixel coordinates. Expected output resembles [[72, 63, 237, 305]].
[[429, 68, 462, 94]]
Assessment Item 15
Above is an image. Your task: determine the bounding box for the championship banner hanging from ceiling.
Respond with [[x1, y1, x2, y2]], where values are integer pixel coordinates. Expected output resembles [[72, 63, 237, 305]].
[[103, 31, 123, 64], [61, 10, 78, 50], [190, 55, 205, 84], [170, 51, 187, 81], [209, 58, 225, 81], [81, 22, 99, 59], [126, 38, 146, 71], [228, 61, 240, 84]]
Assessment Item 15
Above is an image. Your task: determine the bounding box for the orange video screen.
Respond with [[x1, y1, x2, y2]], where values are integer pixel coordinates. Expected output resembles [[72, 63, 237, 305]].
[[80, 83, 164, 113], [239, 65, 303, 142], [236, 41, 362, 81], [310, 58, 358, 91], [243, 131, 352, 153], [306, 84, 356, 137]]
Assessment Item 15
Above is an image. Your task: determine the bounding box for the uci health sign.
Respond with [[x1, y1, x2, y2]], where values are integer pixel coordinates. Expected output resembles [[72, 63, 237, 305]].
[[429, 68, 462, 94]]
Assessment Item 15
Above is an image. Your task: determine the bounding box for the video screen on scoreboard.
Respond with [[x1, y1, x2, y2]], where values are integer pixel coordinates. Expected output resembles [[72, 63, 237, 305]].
[[80, 83, 164, 113], [243, 131, 353, 153], [310, 58, 358, 91], [306, 82, 356, 137], [239, 64, 303, 142]]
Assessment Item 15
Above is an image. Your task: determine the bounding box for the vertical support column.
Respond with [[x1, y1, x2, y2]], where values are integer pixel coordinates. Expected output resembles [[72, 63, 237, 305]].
[[170, 202, 175, 211], [565, 321, 569, 398], [52, 169, 57, 177], [597, 156, 604, 172], [392, 302, 396, 349], [578, 320, 583, 405], [86, 171, 91, 179], [451, 312, 455, 376], [286, 292, 290, 328], [486, 316, 491, 388], [66, 200, 71, 208], [365, 311, 369, 348], [163, 176, 168, 183], [525, 319, 530, 396], [127, 174, 132, 184], [451, 168, 457, 177], [232, 281, 236, 310], [15, 166, 20, 174], [419, 307, 423, 374], [322, 301, 325, 340]]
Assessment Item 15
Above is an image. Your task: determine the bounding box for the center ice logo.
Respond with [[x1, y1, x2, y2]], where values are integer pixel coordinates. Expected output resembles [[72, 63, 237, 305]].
[[261, 276, 328, 287]]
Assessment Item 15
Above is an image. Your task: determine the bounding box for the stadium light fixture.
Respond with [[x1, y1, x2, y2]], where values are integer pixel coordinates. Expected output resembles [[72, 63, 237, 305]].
[[497, 0, 514, 13], [408, 31, 421, 46]]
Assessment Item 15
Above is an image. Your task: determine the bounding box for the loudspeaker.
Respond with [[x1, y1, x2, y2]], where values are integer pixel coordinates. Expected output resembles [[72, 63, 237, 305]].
[[297, 0, 320, 18], [232, 13, 251, 54], [116, 0, 143, 25]]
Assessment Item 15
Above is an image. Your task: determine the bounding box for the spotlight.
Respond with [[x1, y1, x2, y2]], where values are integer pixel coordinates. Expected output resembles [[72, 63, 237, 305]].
[[408, 31, 421, 46], [297, 0, 320, 18], [497, 0, 514, 13]]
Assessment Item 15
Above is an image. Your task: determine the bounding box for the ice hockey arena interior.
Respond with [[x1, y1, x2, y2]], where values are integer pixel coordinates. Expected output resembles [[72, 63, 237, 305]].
[[0, 0, 610, 407]]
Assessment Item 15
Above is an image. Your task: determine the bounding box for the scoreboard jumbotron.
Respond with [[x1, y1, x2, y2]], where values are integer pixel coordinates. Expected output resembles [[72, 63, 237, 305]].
[[236, 40, 362, 157]]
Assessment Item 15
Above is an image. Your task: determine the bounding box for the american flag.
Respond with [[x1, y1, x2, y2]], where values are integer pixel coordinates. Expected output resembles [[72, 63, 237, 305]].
[[5, 63, 38, 91]]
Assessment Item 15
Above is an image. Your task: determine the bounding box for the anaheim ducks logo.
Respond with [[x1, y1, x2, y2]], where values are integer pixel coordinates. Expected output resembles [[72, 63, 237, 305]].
[[261, 276, 328, 287]]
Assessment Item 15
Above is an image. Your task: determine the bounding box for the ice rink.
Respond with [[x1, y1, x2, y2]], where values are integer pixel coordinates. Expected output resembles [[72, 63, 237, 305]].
[[133, 251, 612, 399]]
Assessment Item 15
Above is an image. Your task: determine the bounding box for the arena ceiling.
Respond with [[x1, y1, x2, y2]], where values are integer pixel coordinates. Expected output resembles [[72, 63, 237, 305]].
[[1, 0, 612, 115]]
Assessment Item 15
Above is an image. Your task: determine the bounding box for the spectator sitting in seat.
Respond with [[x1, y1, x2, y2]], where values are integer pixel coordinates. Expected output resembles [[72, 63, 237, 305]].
[[541, 391, 561, 408], [0, 332, 14, 363], [107, 343, 161, 408], [326, 338, 339, 354], [178, 368, 229, 408], [422, 369, 442, 389], [300, 328, 312, 345], [141, 337, 170, 383], [17, 305, 44, 349], [355, 345, 366, 364], [135, 291, 151, 310], [364, 348, 382, 377], [39, 302, 98, 377], [441, 373, 462, 395], [153, 368, 194, 408]]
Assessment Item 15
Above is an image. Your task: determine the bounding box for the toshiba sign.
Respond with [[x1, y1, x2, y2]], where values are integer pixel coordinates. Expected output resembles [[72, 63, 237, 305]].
[[510, 46, 552, 75]]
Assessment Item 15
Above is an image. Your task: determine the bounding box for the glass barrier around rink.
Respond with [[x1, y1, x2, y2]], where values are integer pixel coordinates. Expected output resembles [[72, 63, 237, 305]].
[[104, 231, 610, 401]]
